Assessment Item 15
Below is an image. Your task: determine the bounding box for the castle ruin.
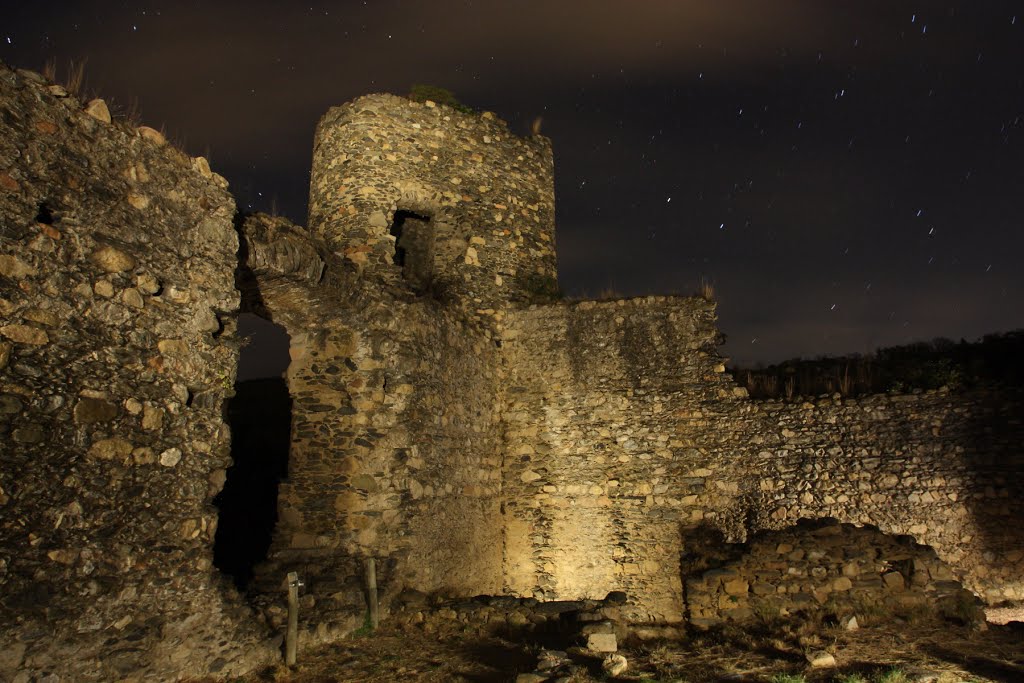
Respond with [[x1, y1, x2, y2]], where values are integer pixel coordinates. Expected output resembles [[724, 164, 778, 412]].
[[1, 64, 1022, 680]]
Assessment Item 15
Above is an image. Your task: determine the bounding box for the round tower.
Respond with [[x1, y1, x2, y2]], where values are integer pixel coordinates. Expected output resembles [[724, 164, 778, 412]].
[[308, 94, 558, 308]]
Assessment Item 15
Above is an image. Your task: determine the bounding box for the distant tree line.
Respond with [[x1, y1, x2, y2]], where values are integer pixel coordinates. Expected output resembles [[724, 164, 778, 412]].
[[731, 329, 1024, 399]]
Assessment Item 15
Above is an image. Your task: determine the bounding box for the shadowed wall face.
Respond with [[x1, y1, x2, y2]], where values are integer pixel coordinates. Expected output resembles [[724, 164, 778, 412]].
[[0, 66, 274, 681]]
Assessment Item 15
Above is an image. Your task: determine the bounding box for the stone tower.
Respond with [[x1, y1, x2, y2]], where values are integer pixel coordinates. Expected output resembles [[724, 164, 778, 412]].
[[308, 94, 558, 310]]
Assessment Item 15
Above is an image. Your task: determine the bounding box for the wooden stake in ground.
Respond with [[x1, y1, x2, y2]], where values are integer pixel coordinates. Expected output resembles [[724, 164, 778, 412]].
[[286, 571, 302, 666], [365, 558, 379, 630]]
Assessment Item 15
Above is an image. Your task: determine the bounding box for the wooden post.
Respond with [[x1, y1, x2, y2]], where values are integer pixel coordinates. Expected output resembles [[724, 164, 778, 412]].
[[365, 558, 379, 630], [286, 571, 300, 666]]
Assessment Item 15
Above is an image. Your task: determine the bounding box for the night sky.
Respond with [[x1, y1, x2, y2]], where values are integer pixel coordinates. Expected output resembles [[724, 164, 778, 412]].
[[4, 2, 1022, 368]]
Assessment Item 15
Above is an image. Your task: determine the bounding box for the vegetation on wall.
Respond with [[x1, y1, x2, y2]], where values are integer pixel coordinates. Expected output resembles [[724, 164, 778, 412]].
[[520, 272, 562, 303], [407, 84, 475, 114]]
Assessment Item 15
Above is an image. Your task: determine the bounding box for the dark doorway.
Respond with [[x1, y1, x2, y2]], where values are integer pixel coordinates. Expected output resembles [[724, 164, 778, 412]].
[[213, 315, 291, 588], [390, 209, 434, 291]]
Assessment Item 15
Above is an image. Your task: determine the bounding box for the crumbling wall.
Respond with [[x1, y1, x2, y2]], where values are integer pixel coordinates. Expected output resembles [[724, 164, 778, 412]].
[[0, 65, 275, 680], [685, 519, 980, 627], [500, 296, 1024, 620], [500, 296, 748, 622], [308, 93, 557, 312], [241, 214, 506, 639], [747, 387, 1024, 604]]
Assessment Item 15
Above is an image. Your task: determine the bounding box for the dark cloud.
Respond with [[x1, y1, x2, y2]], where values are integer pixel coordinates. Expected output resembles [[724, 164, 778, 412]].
[[4, 1, 1022, 371]]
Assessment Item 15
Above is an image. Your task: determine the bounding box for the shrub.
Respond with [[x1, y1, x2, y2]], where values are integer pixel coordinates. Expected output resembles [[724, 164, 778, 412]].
[[408, 84, 475, 114], [521, 273, 562, 303]]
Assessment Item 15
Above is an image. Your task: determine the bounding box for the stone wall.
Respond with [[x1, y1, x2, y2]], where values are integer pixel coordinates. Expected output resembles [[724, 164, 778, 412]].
[[241, 212, 507, 639], [499, 296, 748, 622], [0, 65, 275, 680], [2, 72, 1022, 680], [746, 387, 1024, 604], [498, 295, 1024, 622], [308, 94, 557, 312]]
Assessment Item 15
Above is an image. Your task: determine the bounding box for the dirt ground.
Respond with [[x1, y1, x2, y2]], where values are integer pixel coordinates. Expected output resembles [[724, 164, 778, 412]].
[[236, 610, 1024, 683]]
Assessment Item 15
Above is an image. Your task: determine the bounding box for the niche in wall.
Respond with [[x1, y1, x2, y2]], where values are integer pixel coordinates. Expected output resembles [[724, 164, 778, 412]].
[[390, 209, 435, 292]]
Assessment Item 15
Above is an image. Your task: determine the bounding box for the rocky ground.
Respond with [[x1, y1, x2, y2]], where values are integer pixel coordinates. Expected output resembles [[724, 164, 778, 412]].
[[225, 599, 1024, 683]]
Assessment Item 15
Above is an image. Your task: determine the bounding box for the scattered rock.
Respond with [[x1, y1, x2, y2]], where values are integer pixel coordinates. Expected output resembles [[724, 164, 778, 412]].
[[586, 632, 617, 653], [84, 98, 111, 123], [602, 653, 628, 677], [806, 650, 836, 668]]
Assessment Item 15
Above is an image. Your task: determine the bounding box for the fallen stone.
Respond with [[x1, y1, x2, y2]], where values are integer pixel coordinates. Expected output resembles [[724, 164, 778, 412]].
[[602, 653, 628, 677], [84, 98, 111, 123], [535, 649, 570, 670], [586, 632, 617, 652], [806, 650, 836, 668]]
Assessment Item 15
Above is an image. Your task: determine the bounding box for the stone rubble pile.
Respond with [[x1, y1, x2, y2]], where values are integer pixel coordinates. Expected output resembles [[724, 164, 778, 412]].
[[685, 519, 984, 628]]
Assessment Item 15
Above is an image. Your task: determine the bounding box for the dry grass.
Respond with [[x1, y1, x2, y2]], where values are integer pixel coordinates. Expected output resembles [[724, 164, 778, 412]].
[[42, 56, 88, 95], [223, 613, 1024, 683], [697, 277, 716, 302]]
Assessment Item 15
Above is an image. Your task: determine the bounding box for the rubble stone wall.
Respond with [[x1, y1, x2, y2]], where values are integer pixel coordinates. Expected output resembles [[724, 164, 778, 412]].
[[499, 296, 1024, 621], [747, 387, 1024, 604], [685, 519, 980, 627], [2, 71, 1022, 681], [308, 94, 557, 312], [0, 65, 275, 681], [499, 296, 748, 622], [241, 213, 507, 636]]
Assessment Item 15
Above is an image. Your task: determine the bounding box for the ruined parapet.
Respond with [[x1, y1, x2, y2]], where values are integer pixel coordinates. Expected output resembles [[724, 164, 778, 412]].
[[0, 65, 274, 680], [308, 93, 557, 312]]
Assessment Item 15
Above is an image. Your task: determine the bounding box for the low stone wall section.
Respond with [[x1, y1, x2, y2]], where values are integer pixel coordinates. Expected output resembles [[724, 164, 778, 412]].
[[685, 519, 980, 628], [747, 388, 1024, 603]]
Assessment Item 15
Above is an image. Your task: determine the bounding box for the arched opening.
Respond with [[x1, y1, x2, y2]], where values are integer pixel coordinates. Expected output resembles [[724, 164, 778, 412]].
[[213, 313, 292, 588]]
